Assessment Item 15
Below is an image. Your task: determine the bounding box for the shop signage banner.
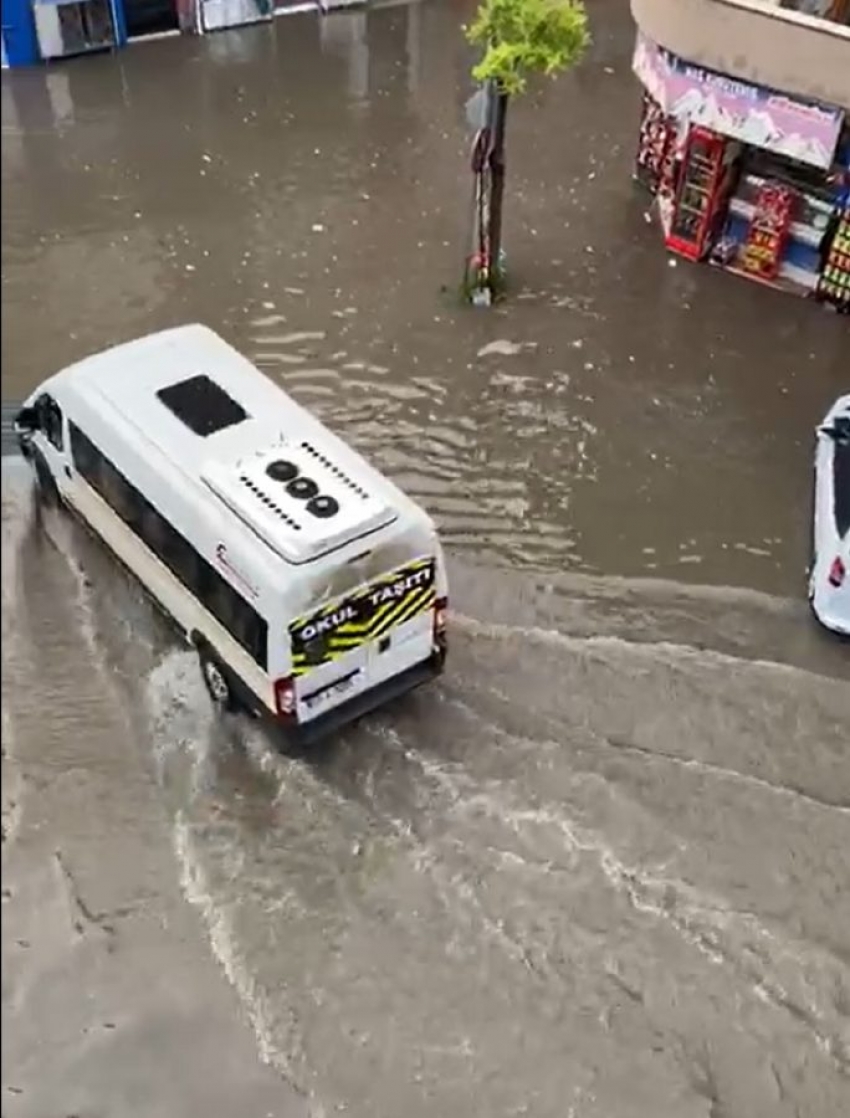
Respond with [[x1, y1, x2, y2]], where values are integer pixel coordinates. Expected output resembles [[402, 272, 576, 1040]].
[[633, 32, 844, 170]]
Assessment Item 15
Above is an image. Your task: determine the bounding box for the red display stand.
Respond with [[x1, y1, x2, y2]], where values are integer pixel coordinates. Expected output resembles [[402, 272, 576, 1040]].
[[739, 182, 795, 282], [665, 128, 727, 261]]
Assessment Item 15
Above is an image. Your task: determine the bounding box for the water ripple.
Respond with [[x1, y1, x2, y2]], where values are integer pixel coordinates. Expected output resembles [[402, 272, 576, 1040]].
[[248, 319, 597, 568]]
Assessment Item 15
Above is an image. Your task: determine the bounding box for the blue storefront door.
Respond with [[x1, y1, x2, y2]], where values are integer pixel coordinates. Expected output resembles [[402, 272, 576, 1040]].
[[2, 0, 41, 65]]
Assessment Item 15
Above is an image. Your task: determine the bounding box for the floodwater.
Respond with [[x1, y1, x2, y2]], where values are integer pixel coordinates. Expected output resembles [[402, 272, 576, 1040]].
[[2, 1, 849, 1116]]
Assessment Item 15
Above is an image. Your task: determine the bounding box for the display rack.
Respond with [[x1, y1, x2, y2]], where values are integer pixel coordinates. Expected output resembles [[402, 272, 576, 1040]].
[[739, 181, 794, 282], [818, 206, 850, 311], [665, 128, 727, 261], [635, 92, 675, 194]]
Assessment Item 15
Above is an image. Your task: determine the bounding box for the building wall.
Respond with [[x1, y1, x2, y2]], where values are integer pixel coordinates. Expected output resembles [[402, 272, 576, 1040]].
[[631, 0, 850, 110]]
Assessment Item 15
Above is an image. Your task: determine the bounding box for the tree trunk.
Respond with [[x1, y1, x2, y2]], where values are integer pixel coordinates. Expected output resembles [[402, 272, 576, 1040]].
[[487, 87, 509, 296]]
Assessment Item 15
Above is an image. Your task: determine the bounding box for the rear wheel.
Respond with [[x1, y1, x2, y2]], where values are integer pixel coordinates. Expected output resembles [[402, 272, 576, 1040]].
[[197, 643, 238, 714]]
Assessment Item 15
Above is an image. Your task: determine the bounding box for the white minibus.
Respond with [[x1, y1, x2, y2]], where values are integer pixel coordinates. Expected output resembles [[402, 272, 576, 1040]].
[[14, 325, 448, 743]]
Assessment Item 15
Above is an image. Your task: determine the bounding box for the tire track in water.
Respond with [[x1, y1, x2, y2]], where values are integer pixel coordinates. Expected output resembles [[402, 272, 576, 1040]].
[[382, 706, 850, 1082], [1, 468, 32, 857], [174, 812, 321, 1107], [319, 619, 850, 1099], [157, 613, 849, 1117]]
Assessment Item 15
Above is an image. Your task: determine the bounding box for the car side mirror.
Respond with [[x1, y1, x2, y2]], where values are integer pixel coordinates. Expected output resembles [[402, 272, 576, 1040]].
[[14, 405, 39, 433]]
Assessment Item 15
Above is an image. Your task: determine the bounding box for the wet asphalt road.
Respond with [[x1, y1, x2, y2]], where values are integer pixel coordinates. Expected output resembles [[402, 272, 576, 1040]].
[[2, 1, 849, 1116]]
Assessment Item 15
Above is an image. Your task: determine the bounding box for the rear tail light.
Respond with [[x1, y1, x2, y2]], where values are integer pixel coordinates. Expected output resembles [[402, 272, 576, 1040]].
[[828, 556, 846, 588], [434, 597, 448, 631], [433, 596, 448, 659], [274, 676, 297, 720]]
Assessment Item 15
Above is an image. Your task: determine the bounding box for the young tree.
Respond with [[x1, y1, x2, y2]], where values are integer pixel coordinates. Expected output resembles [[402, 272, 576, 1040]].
[[463, 0, 590, 304]]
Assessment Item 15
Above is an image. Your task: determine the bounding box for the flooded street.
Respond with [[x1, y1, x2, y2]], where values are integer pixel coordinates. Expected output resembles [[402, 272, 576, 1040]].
[[2, 1, 849, 1116]]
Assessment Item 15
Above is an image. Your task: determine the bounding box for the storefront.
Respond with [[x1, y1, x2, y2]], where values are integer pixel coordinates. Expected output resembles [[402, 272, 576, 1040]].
[[1, 0, 363, 64], [194, 0, 272, 34], [633, 31, 850, 312], [29, 0, 122, 60]]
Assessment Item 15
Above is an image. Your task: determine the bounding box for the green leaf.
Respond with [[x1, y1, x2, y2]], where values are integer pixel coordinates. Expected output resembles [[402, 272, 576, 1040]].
[[465, 0, 590, 95]]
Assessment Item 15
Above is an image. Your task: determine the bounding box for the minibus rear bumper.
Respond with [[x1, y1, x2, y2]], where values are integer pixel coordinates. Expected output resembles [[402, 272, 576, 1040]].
[[279, 651, 444, 748]]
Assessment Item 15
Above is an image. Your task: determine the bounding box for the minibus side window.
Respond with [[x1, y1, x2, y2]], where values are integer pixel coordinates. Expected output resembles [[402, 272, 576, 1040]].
[[152, 510, 199, 591], [198, 564, 266, 668], [100, 456, 139, 528], [68, 421, 268, 669], [69, 421, 99, 480]]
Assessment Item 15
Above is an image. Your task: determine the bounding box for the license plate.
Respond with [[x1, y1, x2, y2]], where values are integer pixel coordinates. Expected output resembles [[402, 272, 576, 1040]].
[[305, 675, 355, 710]]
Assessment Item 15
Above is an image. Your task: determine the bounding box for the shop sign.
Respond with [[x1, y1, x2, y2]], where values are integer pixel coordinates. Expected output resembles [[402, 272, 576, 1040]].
[[633, 31, 844, 171]]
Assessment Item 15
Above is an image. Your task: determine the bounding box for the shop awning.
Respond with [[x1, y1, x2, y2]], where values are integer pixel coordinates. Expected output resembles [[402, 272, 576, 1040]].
[[633, 32, 845, 171]]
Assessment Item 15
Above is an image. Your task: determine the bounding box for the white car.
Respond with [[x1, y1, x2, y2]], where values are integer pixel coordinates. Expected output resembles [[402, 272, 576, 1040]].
[[809, 393, 850, 636]]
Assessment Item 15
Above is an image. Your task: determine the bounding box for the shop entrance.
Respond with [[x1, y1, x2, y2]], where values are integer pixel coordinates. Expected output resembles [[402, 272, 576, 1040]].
[[123, 0, 180, 38]]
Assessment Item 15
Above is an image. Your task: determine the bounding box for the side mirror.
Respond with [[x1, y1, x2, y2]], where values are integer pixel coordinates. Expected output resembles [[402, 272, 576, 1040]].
[[820, 420, 850, 442], [14, 405, 39, 433]]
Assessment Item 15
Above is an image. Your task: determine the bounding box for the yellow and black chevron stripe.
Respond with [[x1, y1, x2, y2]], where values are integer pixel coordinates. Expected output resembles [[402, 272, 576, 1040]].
[[290, 557, 436, 676]]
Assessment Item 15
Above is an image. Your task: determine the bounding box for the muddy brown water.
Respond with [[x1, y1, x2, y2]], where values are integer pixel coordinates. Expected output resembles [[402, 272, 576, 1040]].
[[2, 2, 849, 1116]]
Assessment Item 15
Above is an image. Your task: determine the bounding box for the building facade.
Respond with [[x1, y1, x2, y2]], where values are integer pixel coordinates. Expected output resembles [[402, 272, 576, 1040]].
[[0, 0, 361, 67], [631, 0, 850, 309]]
